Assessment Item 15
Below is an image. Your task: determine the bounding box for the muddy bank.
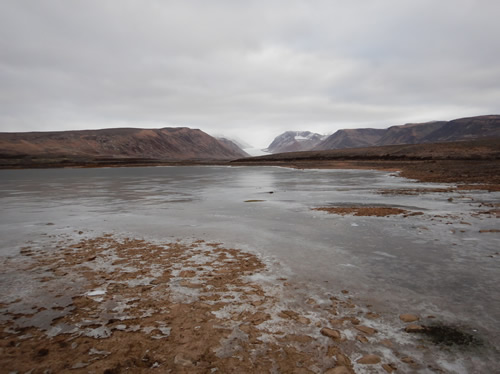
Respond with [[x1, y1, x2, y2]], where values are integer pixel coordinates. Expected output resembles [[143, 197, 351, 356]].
[[312, 206, 413, 217], [1, 234, 483, 374]]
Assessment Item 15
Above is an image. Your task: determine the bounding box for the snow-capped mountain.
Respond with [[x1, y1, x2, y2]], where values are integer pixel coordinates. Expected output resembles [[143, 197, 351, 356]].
[[265, 131, 327, 153]]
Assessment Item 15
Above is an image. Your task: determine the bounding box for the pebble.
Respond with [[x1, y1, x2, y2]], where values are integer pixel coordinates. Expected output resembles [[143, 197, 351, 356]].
[[355, 325, 377, 335], [382, 363, 397, 373], [320, 327, 342, 340], [356, 335, 369, 343], [399, 313, 419, 323], [330, 318, 345, 327], [405, 324, 426, 333], [325, 366, 351, 374], [401, 357, 415, 364], [336, 353, 351, 367], [357, 354, 381, 364], [297, 316, 310, 324]]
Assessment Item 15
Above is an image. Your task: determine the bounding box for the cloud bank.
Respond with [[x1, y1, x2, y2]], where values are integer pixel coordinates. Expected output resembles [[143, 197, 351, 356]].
[[1, 0, 499, 147]]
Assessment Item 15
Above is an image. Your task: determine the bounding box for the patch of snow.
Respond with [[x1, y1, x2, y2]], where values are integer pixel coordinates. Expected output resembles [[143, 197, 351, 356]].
[[72, 362, 90, 369], [87, 289, 106, 296], [244, 148, 271, 156], [84, 326, 112, 338], [89, 348, 110, 355]]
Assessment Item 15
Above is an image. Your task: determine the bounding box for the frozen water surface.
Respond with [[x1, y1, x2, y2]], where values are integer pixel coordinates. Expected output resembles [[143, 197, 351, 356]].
[[0, 165, 499, 370]]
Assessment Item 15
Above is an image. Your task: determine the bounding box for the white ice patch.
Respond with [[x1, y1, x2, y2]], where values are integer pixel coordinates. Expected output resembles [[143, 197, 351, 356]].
[[215, 327, 249, 358], [87, 289, 106, 296], [89, 348, 110, 356], [46, 323, 78, 337], [142, 326, 156, 334], [124, 277, 156, 287], [84, 326, 111, 339]]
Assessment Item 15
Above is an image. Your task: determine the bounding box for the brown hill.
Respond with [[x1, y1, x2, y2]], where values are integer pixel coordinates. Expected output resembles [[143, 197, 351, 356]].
[[0, 127, 248, 161], [420, 115, 500, 142], [315, 115, 500, 150], [315, 128, 386, 150], [377, 121, 447, 146]]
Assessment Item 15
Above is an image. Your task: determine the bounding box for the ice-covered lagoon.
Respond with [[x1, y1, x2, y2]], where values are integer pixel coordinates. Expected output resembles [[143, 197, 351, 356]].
[[1, 165, 499, 372]]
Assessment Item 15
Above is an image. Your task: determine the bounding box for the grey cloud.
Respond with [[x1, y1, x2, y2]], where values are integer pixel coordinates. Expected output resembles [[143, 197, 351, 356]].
[[0, 0, 499, 147]]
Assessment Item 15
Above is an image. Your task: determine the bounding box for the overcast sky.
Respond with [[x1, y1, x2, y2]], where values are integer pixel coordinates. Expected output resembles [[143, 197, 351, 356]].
[[1, 0, 499, 148]]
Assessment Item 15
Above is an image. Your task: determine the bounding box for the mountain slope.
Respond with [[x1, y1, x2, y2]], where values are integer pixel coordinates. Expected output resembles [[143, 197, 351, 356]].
[[0, 127, 248, 160], [216, 137, 250, 157], [315, 128, 386, 150], [377, 121, 447, 146], [235, 137, 500, 162], [315, 115, 500, 150], [266, 131, 326, 153], [420, 115, 500, 143]]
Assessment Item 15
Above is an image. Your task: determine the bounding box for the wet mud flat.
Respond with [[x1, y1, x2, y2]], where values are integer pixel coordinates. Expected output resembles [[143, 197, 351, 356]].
[[0, 233, 494, 374]]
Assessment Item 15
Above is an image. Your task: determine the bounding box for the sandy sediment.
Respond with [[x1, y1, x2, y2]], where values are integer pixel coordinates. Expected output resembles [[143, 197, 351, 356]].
[[0, 234, 460, 373], [311, 207, 413, 217]]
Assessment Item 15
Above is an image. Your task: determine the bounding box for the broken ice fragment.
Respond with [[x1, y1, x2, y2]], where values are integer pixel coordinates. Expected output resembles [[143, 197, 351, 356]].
[[87, 289, 106, 296]]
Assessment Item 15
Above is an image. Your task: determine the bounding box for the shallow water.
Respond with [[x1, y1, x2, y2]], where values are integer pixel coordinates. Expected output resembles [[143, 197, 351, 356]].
[[1, 165, 499, 371]]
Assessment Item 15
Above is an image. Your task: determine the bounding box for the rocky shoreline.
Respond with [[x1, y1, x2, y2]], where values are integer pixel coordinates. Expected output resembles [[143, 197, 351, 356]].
[[1, 233, 491, 373]]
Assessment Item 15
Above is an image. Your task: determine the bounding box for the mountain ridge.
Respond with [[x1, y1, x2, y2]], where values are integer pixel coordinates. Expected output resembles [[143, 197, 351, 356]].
[[315, 115, 500, 150], [0, 127, 248, 161]]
